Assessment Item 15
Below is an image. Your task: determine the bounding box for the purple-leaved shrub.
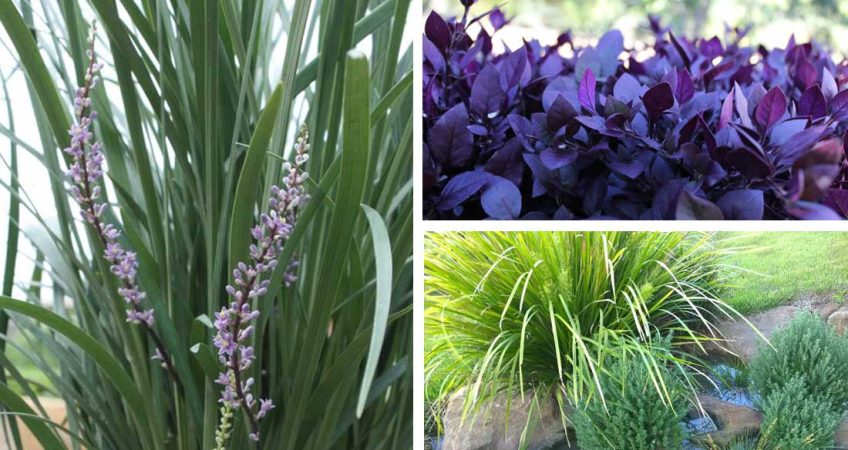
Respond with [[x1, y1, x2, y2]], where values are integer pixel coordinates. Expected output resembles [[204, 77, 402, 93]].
[[423, 1, 848, 219]]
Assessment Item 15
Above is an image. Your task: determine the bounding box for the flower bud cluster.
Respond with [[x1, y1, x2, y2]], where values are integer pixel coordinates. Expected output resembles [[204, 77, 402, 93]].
[[64, 25, 154, 327], [213, 127, 310, 443]]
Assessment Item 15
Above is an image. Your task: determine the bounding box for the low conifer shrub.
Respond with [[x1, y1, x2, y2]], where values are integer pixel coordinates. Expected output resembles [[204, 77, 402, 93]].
[[573, 351, 689, 450]]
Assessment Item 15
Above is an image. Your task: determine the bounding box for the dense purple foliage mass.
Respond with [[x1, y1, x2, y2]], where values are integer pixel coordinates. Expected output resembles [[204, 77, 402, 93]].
[[423, 2, 848, 219]]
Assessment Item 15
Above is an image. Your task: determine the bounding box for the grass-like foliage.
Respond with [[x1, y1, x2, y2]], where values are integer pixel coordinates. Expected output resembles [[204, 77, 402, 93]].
[[748, 312, 848, 412], [0, 0, 412, 449], [425, 232, 749, 421], [756, 376, 842, 450], [573, 349, 689, 450]]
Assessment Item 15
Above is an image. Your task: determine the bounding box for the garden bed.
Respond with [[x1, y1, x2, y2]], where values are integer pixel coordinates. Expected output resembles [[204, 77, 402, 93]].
[[425, 231, 848, 450], [430, 304, 848, 449]]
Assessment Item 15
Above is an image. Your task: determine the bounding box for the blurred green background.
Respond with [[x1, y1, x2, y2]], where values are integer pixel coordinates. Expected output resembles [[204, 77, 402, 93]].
[[425, 0, 848, 55]]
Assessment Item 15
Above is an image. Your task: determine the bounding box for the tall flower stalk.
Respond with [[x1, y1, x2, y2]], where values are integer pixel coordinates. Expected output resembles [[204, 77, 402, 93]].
[[64, 24, 179, 386], [213, 127, 310, 447]]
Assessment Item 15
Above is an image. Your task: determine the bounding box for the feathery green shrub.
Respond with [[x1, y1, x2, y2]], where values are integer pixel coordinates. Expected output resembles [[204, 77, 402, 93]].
[[756, 377, 842, 450], [749, 312, 848, 412], [573, 349, 690, 450]]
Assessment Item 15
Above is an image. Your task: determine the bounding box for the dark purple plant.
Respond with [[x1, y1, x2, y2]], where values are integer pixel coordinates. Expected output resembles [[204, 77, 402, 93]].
[[65, 25, 180, 384], [213, 127, 309, 447], [423, 3, 848, 219]]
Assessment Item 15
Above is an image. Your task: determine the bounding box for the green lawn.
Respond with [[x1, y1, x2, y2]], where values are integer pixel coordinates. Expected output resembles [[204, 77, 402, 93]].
[[717, 232, 848, 314]]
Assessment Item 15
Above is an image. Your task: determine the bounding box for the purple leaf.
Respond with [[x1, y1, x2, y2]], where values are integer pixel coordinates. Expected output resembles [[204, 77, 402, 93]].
[[699, 36, 723, 59], [704, 61, 734, 87], [733, 82, 753, 128], [776, 125, 827, 167], [746, 84, 767, 115], [484, 139, 523, 186], [424, 12, 451, 51], [540, 147, 578, 169], [676, 190, 723, 220], [770, 118, 808, 147], [508, 114, 534, 151], [613, 73, 642, 103], [604, 113, 628, 131], [699, 114, 717, 151], [822, 189, 848, 218], [716, 189, 764, 219], [582, 176, 607, 214], [578, 68, 597, 113], [822, 68, 838, 100], [651, 180, 688, 219], [668, 31, 691, 68], [436, 171, 488, 211], [481, 174, 522, 219], [608, 159, 646, 179], [575, 115, 606, 131], [553, 206, 574, 220], [423, 37, 445, 72], [786, 201, 843, 220], [719, 87, 734, 130], [755, 87, 787, 129], [429, 103, 473, 169], [542, 76, 578, 111], [499, 47, 530, 91], [794, 57, 818, 90], [676, 69, 694, 103], [798, 85, 827, 119], [642, 82, 674, 119], [546, 95, 578, 132], [596, 30, 624, 76], [727, 146, 773, 179], [575, 48, 601, 83], [831, 90, 848, 114], [470, 64, 506, 117], [490, 8, 508, 30], [523, 153, 553, 198]]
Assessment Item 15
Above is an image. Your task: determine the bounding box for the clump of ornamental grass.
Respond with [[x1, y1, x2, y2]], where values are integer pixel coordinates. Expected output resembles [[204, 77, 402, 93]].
[[64, 30, 310, 449], [425, 232, 756, 429], [573, 345, 690, 450], [423, 1, 848, 219], [0, 0, 413, 447]]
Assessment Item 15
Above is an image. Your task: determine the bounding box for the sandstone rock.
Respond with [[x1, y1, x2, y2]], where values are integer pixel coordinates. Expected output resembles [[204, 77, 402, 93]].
[[700, 305, 800, 363], [695, 394, 762, 446], [791, 295, 843, 320], [442, 388, 571, 450], [827, 306, 848, 336], [810, 301, 843, 320]]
